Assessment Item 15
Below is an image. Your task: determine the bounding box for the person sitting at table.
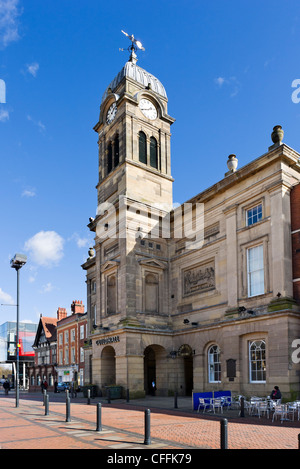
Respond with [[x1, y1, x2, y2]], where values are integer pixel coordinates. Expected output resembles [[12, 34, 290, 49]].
[[270, 386, 281, 401]]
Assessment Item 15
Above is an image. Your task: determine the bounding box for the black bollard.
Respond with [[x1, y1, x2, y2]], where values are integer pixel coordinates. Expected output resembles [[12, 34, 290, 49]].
[[144, 409, 151, 445], [96, 403, 102, 432], [126, 388, 130, 403], [174, 391, 178, 409], [87, 389, 91, 405], [220, 418, 228, 449], [240, 397, 245, 418], [298, 433, 300, 450], [45, 394, 49, 416], [107, 388, 111, 404], [66, 396, 71, 422]]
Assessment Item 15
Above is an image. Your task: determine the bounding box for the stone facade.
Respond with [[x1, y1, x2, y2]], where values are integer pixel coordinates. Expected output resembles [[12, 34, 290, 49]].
[[82, 53, 300, 400]]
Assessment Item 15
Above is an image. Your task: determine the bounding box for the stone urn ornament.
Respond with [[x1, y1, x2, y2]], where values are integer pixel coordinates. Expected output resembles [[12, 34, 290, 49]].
[[227, 154, 238, 173], [271, 125, 284, 145]]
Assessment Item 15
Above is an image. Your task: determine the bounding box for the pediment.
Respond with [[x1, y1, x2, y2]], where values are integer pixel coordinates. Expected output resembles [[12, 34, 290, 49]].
[[138, 257, 167, 270], [101, 260, 119, 273]]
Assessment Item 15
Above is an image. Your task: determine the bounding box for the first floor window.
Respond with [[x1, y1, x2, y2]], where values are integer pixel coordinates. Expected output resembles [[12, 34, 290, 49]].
[[208, 344, 221, 383], [249, 340, 266, 382], [247, 244, 264, 297]]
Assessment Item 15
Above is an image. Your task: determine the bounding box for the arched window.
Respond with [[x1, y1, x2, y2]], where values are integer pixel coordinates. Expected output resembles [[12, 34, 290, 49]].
[[249, 340, 266, 382], [208, 344, 221, 383], [150, 136, 158, 169], [139, 131, 147, 164], [107, 142, 113, 174], [114, 135, 119, 167]]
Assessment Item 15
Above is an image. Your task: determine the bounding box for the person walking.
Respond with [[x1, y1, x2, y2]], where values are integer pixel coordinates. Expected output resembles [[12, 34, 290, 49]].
[[3, 379, 9, 395]]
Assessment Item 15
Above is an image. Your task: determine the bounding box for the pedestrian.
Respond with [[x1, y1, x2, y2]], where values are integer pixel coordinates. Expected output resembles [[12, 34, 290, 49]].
[[3, 379, 9, 395], [270, 385, 282, 401], [43, 380, 48, 391]]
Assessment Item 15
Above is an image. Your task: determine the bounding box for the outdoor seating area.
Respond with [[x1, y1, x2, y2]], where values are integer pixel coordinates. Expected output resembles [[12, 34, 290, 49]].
[[193, 391, 300, 423]]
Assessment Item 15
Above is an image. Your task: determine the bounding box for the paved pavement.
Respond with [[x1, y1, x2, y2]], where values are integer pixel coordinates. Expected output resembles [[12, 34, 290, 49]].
[[0, 391, 300, 451]]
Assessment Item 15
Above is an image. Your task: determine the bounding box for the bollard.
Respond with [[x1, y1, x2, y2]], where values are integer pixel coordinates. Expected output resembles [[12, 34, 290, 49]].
[[43, 389, 46, 406], [45, 394, 49, 416], [126, 388, 130, 403], [144, 409, 151, 445], [87, 389, 91, 405], [240, 397, 245, 418], [174, 391, 178, 409], [298, 433, 300, 449], [66, 396, 71, 422], [107, 388, 111, 404], [96, 403, 102, 432], [220, 418, 228, 449]]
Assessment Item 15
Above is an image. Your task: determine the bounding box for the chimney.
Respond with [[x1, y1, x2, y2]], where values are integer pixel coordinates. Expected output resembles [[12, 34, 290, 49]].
[[71, 300, 85, 315], [57, 307, 67, 321]]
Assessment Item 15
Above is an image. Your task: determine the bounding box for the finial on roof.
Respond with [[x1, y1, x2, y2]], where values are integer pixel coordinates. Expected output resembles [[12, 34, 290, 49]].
[[269, 125, 284, 150]]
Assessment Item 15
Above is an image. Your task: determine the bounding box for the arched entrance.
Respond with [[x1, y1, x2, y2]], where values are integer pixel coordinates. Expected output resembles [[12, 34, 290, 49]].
[[101, 345, 116, 386], [178, 344, 194, 396], [144, 344, 167, 395]]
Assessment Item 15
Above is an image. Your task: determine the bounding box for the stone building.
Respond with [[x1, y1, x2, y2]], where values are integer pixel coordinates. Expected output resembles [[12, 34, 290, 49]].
[[82, 41, 300, 400]]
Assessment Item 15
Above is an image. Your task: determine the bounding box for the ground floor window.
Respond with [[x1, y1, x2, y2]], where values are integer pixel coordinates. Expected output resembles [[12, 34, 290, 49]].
[[208, 344, 221, 383], [249, 339, 266, 382]]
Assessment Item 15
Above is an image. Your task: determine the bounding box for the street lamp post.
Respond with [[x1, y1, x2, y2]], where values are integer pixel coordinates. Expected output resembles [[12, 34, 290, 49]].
[[10, 253, 27, 408]]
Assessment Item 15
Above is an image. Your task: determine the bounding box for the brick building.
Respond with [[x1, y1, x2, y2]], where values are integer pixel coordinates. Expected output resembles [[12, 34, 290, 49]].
[[56, 301, 87, 387], [29, 301, 87, 391]]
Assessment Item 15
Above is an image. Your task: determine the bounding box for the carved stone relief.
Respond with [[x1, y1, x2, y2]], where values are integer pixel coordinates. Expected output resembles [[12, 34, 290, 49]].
[[183, 261, 215, 296]]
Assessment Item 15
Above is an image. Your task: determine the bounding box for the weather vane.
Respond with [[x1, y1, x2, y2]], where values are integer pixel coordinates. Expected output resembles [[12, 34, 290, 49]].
[[120, 30, 145, 63]]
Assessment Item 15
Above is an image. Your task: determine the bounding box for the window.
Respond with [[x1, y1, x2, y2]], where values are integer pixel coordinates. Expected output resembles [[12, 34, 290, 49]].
[[114, 135, 119, 167], [139, 131, 147, 164], [150, 136, 158, 169], [208, 345, 221, 383], [249, 340, 266, 382], [71, 329, 75, 342], [80, 325, 85, 340], [80, 347, 84, 362], [247, 244, 264, 297], [247, 204, 262, 226], [107, 142, 113, 174]]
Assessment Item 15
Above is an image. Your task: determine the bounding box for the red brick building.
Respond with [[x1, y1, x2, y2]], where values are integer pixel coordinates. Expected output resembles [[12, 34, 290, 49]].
[[56, 301, 87, 387], [29, 301, 87, 391]]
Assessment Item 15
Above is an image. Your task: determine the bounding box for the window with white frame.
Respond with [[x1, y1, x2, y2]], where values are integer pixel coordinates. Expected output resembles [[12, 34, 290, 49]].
[[80, 347, 84, 362], [247, 203, 262, 226], [71, 328, 75, 342], [80, 325, 85, 340], [247, 244, 264, 297], [208, 344, 221, 383], [249, 340, 266, 382]]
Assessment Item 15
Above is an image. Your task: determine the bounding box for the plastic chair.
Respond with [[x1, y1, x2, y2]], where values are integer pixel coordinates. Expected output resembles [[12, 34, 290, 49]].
[[257, 401, 269, 418], [272, 404, 288, 423], [197, 398, 211, 413], [211, 398, 224, 414]]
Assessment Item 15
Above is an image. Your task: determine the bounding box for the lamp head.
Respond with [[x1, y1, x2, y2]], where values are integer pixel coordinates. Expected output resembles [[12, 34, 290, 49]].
[[10, 253, 27, 270]]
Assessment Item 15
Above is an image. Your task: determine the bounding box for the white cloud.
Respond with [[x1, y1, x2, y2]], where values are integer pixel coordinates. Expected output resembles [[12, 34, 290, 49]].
[[214, 77, 225, 87], [22, 187, 36, 197], [0, 108, 9, 121], [27, 114, 46, 133], [69, 232, 90, 248], [26, 62, 39, 77], [40, 282, 54, 293], [0, 287, 14, 305], [214, 76, 241, 97], [0, 0, 22, 48], [24, 231, 64, 267]]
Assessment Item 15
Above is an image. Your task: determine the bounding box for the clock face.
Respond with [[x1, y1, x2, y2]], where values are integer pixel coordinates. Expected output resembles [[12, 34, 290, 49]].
[[139, 99, 157, 120], [106, 102, 117, 124]]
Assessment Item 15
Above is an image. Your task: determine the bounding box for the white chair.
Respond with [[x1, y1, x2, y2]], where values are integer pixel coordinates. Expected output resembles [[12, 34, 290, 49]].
[[211, 398, 224, 414], [197, 398, 211, 413], [257, 401, 269, 419], [272, 404, 288, 423]]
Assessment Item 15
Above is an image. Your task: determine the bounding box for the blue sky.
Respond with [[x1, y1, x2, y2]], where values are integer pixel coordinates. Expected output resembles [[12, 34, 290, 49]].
[[1, 0, 300, 324]]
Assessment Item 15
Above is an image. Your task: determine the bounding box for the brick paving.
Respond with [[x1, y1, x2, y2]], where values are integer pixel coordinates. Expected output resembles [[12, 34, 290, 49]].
[[0, 393, 300, 450]]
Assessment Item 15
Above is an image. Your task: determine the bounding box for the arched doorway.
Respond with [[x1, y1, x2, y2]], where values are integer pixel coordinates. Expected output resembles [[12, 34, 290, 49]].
[[178, 344, 194, 396], [144, 345, 167, 395], [101, 346, 116, 386]]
